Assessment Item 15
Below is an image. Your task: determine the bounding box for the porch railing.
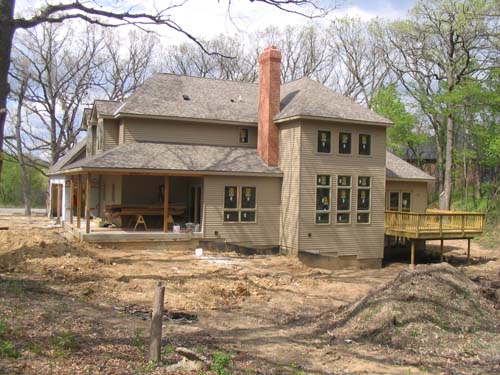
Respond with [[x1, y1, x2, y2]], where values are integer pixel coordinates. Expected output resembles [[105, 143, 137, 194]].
[[384, 209, 486, 239]]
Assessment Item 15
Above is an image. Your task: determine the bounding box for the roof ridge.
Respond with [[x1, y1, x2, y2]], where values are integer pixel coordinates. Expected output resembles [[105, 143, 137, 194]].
[[152, 72, 258, 85]]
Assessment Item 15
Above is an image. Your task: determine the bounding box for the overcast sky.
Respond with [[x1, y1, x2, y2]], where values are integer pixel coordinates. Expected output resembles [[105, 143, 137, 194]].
[[15, 0, 417, 45]]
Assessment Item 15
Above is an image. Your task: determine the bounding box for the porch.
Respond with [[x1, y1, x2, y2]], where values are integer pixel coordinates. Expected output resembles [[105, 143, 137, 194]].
[[384, 209, 486, 268]]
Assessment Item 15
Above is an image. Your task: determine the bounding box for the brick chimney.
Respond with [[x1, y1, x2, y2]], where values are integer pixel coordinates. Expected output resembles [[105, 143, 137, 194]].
[[257, 46, 282, 166]]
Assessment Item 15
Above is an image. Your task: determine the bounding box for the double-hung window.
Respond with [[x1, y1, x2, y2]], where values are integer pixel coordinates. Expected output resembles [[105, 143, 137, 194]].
[[357, 176, 371, 223], [339, 132, 352, 154], [337, 175, 351, 223], [223, 186, 257, 222], [315, 175, 331, 224], [317, 131, 331, 153], [359, 134, 371, 155]]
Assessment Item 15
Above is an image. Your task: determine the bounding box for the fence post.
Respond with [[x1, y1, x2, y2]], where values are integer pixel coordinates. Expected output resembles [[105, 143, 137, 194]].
[[149, 282, 165, 363]]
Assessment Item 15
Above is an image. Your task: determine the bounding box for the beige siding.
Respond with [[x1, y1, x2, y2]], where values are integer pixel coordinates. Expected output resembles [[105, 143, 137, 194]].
[[103, 119, 119, 151], [203, 176, 281, 246], [118, 123, 125, 144], [122, 118, 257, 148], [299, 121, 386, 259], [278, 122, 301, 252], [86, 126, 96, 157], [385, 180, 429, 213]]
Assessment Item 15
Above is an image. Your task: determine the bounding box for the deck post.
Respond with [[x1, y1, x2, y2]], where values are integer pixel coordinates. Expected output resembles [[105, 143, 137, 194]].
[[410, 240, 415, 271], [440, 239, 444, 263], [461, 215, 465, 236], [56, 183, 62, 224], [467, 238, 471, 264], [163, 175, 170, 233], [69, 177, 74, 225], [85, 173, 91, 234], [77, 175, 82, 229]]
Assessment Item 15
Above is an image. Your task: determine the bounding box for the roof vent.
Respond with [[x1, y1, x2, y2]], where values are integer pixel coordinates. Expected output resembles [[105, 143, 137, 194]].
[[182, 94, 190, 101], [230, 99, 235, 103]]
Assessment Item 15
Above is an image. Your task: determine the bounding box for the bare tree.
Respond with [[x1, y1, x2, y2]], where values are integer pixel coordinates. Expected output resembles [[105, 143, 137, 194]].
[[11, 23, 102, 165], [0, 0, 337, 181]]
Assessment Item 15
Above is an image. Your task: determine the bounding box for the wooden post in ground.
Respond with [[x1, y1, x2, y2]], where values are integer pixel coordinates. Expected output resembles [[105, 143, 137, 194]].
[[77, 175, 82, 229], [56, 184, 62, 224], [69, 177, 74, 225], [85, 173, 91, 234], [163, 176, 170, 233], [410, 240, 415, 271], [440, 239, 444, 263], [149, 282, 165, 363], [467, 238, 471, 264]]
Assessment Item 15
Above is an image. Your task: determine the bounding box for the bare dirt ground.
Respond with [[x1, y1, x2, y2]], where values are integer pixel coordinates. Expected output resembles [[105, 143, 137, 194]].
[[0, 212, 499, 375]]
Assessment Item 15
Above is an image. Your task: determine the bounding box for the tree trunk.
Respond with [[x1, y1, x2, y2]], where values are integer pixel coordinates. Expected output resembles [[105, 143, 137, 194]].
[[434, 133, 445, 199], [0, 0, 15, 183], [14, 77, 31, 216], [440, 113, 454, 210]]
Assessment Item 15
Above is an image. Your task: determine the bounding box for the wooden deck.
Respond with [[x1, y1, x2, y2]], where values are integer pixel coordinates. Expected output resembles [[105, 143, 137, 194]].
[[384, 209, 485, 240]]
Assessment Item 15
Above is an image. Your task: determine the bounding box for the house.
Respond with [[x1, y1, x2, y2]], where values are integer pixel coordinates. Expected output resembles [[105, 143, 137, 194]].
[[48, 46, 447, 269]]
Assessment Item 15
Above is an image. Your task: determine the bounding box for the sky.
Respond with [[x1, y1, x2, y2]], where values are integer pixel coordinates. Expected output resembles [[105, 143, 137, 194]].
[[14, 0, 417, 46]]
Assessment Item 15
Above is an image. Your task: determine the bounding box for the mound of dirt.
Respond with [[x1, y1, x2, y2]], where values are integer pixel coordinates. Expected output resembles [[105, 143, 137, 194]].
[[328, 263, 500, 362]]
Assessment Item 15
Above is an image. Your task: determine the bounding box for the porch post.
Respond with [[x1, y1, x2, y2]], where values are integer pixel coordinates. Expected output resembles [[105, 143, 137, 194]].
[[56, 183, 62, 224], [77, 175, 82, 229], [69, 177, 74, 225], [440, 239, 444, 263], [163, 175, 169, 233], [85, 173, 91, 234]]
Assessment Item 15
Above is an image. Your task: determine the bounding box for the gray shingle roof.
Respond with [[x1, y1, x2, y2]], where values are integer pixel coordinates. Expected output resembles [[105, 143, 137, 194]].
[[386, 151, 434, 180], [95, 100, 122, 116], [48, 140, 86, 174], [115, 74, 258, 123], [59, 142, 282, 176], [278, 78, 392, 125], [111, 74, 391, 126]]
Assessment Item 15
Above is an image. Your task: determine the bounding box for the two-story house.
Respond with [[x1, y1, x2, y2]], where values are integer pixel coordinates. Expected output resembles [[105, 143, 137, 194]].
[[48, 46, 435, 269]]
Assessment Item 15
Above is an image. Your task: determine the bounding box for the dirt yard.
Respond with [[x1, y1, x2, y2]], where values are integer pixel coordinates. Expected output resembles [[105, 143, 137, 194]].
[[0, 212, 499, 375]]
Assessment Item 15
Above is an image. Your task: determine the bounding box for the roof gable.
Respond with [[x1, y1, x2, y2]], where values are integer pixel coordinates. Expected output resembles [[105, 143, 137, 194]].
[[386, 151, 434, 181]]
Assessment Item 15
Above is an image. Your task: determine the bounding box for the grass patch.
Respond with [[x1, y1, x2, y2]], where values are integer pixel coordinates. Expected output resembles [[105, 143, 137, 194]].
[[211, 351, 232, 375], [0, 340, 20, 358], [476, 224, 500, 250], [132, 328, 145, 354], [50, 332, 79, 357]]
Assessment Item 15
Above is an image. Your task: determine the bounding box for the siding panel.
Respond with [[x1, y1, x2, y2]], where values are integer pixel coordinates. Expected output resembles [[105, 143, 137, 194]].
[[103, 119, 119, 151], [278, 122, 301, 252], [123, 118, 257, 148], [299, 121, 386, 259], [203, 176, 281, 246]]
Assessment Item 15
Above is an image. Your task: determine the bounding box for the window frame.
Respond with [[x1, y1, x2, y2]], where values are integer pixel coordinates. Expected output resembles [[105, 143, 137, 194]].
[[338, 132, 352, 155], [358, 134, 371, 156], [386, 191, 412, 212], [315, 175, 331, 225], [317, 130, 332, 154], [336, 175, 352, 224], [356, 176, 371, 224], [239, 128, 249, 144], [223, 185, 257, 223]]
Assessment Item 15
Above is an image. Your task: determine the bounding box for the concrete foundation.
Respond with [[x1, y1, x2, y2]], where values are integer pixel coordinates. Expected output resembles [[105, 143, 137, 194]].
[[298, 251, 382, 270], [199, 240, 280, 256]]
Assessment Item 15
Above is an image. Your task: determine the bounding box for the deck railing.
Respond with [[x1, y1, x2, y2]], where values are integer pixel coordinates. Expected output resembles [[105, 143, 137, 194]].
[[384, 210, 485, 239]]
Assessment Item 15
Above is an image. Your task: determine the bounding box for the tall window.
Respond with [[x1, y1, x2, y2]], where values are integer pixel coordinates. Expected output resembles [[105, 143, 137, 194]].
[[317, 131, 331, 153], [240, 129, 249, 144], [402, 192, 412, 212], [359, 134, 371, 155], [337, 175, 351, 223], [316, 175, 330, 224], [223, 186, 257, 222], [357, 176, 371, 223], [339, 132, 352, 154]]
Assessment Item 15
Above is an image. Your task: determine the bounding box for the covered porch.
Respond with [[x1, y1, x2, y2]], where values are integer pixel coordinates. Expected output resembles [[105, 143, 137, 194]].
[[384, 209, 486, 268]]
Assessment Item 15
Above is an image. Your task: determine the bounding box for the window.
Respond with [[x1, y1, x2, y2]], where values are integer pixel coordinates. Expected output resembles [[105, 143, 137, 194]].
[[339, 132, 351, 154], [240, 128, 249, 144], [357, 176, 371, 223], [337, 175, 351, 223], [402, 192, 412, 212], [241, 186, 256, 222], [316, 175, 330, 224], [359, 134, 371, 155], [317, 131, 331, 153], [224, 186, 238, 222], [386, 191, 412, 212], [223, 186, 257, 222]]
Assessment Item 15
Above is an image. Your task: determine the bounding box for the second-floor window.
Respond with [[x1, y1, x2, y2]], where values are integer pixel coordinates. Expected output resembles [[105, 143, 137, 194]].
[[317, 130, 331, 153], [359, 134, 371, 155], [339, 132, 351, 154], [240, 128, 249, 144]]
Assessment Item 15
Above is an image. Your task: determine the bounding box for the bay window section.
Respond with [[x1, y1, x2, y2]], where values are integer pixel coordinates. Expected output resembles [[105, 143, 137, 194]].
[[315, 175, 331, 224], [337, 175, 351, 223]]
